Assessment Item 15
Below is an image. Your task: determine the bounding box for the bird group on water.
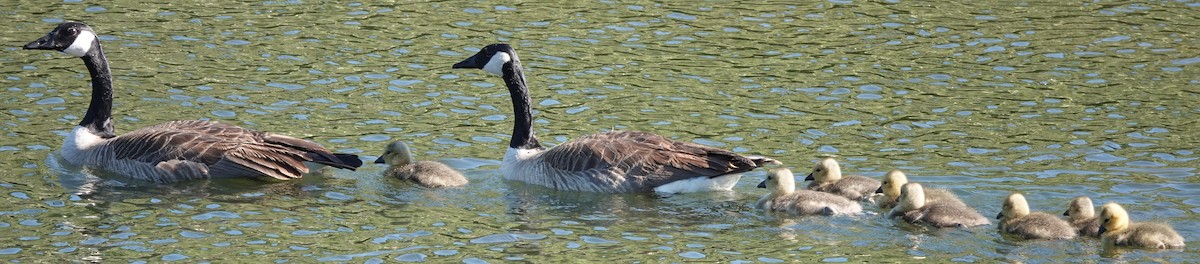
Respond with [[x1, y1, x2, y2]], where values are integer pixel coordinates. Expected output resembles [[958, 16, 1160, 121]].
[[22, 21, 1185, 251]]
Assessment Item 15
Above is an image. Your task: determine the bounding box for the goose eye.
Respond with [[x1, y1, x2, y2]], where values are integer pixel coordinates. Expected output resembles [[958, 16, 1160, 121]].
[[67, 28, 77, 35]]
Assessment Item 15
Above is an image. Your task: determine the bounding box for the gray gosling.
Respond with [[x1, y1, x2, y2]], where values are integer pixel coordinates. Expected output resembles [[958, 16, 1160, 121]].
[[996, 193, 1075, 239], [1098, 202, 1185, 249], [1063, 196, 1102, 237], [757, 168, 862, 216], [875, 170, 962, 209], [804, 158, 881, 201], [888, 183, 989, 227], [375, 141, 467, 188]]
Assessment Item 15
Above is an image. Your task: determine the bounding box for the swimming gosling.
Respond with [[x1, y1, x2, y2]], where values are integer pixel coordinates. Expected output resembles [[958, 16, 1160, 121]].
[[1063, 196, 1102, 237], [804, 158, 880, 201], [875, 170, 962, 209], [888, 183, 989, 227], [996, 193, 1075, 240], [757, 168, 862, 216], [1098, 202, 1185, 249], [375, 141, 468, 188]]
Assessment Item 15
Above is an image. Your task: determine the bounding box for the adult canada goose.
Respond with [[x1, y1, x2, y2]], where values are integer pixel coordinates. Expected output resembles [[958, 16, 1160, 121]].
[[1063, 196, 1102, 237], [22, 22, 361, 183], [452, 44, 778, 193], [756, 168, 861, 216], [887, 183, 989, 227], [996, 193, 1075, 240], [804, 158, 880, 201], [1098, 202, 1185, 249], [375, 141, 468, 188], [875, 170, 962, 209]]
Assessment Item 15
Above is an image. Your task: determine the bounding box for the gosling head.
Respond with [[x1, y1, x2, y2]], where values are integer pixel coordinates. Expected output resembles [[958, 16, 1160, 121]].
[[23, 21, 99, 57], [805, 157, 842, 182], [375, 141, 416, 166], [895, 182, 926, 212], [1064, 196, 1095, 221], [758, 167, 796, 196], [452, 43, 519, 76], [1098, 202, 1130, 235], [877, 170, 908, 201], [997, 193, 1030, 220]]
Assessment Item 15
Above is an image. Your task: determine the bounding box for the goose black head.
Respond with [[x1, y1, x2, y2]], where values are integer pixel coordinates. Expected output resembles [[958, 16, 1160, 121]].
[[453, 44, 518, 76], [24, 22, 98, 57]]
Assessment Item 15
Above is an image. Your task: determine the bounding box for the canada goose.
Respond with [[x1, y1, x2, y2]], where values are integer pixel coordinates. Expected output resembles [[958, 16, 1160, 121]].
[[887, 183, 989, 227], [22, 22, 361, 183], [1063, 196, 1102, 237], [451, 44, 778, 193], [756, 168, 861, 216], [996, 193, 1075, 239], [804, 158, 880, 201], [1098, 202, 1185, 249], [375, 141, 467, 188], [875, 170, 962, 209]]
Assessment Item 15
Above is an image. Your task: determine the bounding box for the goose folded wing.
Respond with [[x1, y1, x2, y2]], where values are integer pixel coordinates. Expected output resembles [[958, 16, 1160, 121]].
[[540, 131, 759, 189], [106, 121, 319, 180]]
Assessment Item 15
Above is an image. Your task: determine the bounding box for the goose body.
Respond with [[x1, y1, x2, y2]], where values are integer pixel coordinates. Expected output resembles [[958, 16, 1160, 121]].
[[375, 141, 467, 188], [887, 183, 989, 227], [1063, 196, 1102, 237], [453, 44, 776, 193], [996, 193, 1076, 240], [23, 22, 361, 183], [875, 170, 962, 210], [756, 168, 861, 216], [804, 158, 880, 201], [1098, 202, 1185, 249]]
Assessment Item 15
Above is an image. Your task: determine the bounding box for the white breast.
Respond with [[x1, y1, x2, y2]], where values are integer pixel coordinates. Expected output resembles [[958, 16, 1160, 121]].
[[60, 126, 106, 165]]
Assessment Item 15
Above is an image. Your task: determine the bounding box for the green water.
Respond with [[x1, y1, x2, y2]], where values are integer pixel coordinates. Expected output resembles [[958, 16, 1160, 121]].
[[1, 1, 1197, 262]]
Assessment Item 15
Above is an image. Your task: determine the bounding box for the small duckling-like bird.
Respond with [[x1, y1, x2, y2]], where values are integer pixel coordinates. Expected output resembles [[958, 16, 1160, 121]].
[[375, 141, 467, 188], [996, 193, 1076, 240], [804, 158, 880, 201], [757, 168, 861, 216], [1063, 196, 1102, 237], [887, 183, 989, 227], [1098, 202, 1185, 249], [875, 170, 962, 209]]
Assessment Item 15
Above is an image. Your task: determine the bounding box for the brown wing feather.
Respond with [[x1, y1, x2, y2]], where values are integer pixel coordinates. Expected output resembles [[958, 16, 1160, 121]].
[[539, 131, 761, 189], [106, 120, 358, 180]]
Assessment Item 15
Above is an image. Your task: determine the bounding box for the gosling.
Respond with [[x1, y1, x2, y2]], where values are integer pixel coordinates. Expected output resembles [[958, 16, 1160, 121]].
[[875, 170, 963, 209], [1098, 202, 1185, 249], [804, 158, 881, 201], [887, 183, 989, 227], [1063, 196, 1102, 237], [996, 193, 1075, 239], [375, 141, 468, 188], [757, 168, 862, 216]]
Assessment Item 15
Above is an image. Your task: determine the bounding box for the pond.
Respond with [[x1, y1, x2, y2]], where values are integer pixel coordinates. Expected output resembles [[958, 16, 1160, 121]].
[[1, 0, 1197, 262]]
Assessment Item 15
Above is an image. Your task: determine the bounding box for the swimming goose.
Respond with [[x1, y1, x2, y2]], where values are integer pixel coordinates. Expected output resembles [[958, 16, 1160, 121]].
[[887, 183, 989, 227], [22, 22, 361, 183], [1098, 202, 1185, 249], [803, 158, 880, 201], [451, 43, 778, 193], [996, 193, 1075, 239], [1063, 196, 1102, 237], [875, 170, 961, 209], [756, 168, 861, 216], [375, 141, 467, 188]]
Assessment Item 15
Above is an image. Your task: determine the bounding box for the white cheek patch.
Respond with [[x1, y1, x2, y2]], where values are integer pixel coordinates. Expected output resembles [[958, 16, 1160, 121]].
[[482, 52, 511, 76], [63, 30, 96, 57]]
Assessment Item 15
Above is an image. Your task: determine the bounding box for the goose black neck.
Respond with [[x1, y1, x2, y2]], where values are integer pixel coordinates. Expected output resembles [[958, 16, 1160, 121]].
[[503, 62, 540, 150], [79, 44, 115, 138]]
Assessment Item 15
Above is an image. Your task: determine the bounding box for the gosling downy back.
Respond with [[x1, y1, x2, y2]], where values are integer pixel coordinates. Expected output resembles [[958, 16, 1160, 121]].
[[804, 158, 880, 201], [875, 170, 962, 209], [1063, 196, 1102, 237], [375, 141, 468, 188], [996, 193, 1075, 240], [887, 183, 989, 227], [1098, 202, 1185, 249], [757, 168, 861, 216]]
